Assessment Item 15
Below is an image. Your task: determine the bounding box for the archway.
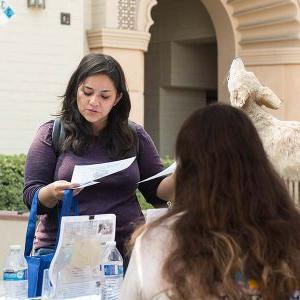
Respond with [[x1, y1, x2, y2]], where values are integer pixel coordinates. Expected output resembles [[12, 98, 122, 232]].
[[143, 0, 236, 157]]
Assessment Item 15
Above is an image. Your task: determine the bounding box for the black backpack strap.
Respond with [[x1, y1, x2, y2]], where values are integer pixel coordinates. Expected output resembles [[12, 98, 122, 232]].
[[128, 120, 139, 158], [52, 118, 65, 156]]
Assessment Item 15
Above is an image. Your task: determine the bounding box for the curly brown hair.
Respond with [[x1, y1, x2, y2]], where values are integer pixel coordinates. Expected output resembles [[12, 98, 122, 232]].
[[136, 104, 300, 299]]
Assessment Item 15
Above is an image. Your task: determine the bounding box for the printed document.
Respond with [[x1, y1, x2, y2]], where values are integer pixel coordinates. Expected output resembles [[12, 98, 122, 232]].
[[49, 214, 116, 298], [72, 156, 136, 189]]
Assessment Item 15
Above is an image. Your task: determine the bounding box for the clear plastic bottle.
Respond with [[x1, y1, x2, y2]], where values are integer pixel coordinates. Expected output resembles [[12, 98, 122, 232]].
[[100, 241, 123, 300], [3, 245, 28, 299]]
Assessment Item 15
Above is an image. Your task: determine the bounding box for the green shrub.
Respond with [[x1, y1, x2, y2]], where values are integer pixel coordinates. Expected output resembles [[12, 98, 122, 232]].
[[0, 155, 174, 212], [0, 154, 27, 212]]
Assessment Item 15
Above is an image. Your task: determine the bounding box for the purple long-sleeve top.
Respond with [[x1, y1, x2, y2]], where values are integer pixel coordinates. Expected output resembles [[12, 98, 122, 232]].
[[23, 121, 165, 257]]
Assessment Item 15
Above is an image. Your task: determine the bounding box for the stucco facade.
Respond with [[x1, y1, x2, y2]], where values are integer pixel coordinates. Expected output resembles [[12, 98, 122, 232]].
[[0, 0, 87, 153], [1, 0, 300, 156]]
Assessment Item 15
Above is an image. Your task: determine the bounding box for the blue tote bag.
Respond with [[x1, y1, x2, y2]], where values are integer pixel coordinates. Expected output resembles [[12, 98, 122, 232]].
[[24, 189, 78, 298]]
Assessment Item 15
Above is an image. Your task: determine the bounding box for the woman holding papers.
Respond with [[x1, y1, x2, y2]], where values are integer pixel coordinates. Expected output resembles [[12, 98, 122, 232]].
[[121, 104, 300, 299], [23, 53, 167, 268]]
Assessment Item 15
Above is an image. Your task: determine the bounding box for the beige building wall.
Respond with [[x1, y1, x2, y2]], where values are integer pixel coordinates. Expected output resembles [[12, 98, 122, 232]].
[[0, 0, 87, 154], [284, 65, 300, 121]]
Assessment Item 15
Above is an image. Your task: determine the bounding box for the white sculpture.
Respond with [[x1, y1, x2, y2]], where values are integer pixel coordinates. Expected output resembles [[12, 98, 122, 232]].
[[228, 57, 300, 201]]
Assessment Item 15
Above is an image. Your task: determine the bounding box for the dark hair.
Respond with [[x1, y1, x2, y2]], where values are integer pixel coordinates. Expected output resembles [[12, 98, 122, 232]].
[[138, 104, 300, 299], [59, 53, 134, 158]]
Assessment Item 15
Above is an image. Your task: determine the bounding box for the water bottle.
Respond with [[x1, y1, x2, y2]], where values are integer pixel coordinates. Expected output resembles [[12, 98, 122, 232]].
[[100, 241, 123, 300], [3, 245, 28, 299]]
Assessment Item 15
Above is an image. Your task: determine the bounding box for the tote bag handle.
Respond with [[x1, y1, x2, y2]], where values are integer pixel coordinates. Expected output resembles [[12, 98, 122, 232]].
[[24, 189, 78, 257]]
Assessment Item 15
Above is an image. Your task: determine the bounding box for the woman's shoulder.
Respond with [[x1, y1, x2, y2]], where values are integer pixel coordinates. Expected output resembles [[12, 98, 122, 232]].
[[138, 213, 187, 257], [129, 121, 158, 155], [129, 121, 150, 140], [140, 214, 177, 246], [35, 120, 55, 146]]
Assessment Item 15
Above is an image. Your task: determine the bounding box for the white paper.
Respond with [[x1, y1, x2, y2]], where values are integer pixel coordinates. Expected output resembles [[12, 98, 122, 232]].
[[72, 156, 136, 189], [139, 161, 177, 183], [49, 214, 116, 298], [73, 181, 98, 189]]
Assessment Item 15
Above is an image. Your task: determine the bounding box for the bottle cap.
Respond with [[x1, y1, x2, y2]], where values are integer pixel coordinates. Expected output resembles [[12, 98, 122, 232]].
[[10, 245, 21, 250]]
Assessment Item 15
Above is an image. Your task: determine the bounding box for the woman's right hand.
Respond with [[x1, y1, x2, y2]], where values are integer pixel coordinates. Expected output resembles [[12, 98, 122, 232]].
[[38, 180, 80, 208]]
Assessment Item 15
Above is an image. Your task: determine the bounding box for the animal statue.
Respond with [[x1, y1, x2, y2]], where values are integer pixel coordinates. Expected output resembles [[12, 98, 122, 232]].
[[227, 57, 300, 203]]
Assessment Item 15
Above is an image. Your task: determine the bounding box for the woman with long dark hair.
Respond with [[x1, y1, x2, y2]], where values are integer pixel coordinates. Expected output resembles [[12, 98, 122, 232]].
[[121, 104, 300, 299], [23, 53, 167, 268]]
